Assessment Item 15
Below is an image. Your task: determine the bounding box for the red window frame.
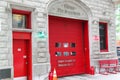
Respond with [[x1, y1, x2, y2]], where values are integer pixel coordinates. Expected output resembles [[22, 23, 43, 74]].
[[12, 9, 31, 29], [99, 22, 108, 52]]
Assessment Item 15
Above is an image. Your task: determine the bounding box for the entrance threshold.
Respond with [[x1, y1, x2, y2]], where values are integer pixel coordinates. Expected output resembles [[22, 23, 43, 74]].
[[14, 76, 27, 80]]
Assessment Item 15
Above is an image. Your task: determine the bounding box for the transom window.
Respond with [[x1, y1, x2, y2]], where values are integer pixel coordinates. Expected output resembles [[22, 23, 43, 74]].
[[99, 22, 108, 52], [12, 14, 26, 28], [12, 9, 31, 29]]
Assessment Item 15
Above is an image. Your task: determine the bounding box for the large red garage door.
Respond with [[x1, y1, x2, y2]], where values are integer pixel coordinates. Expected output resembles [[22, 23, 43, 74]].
[[49, 16, 86, 76]]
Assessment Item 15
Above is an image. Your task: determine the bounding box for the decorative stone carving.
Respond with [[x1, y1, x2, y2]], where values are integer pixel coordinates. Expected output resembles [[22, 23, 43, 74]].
[[48, 1, 88, 20]]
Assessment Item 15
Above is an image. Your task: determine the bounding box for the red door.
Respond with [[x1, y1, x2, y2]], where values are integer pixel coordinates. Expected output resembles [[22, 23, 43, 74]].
[[49, 16, 86, 76], [13, 39, 28, 80]]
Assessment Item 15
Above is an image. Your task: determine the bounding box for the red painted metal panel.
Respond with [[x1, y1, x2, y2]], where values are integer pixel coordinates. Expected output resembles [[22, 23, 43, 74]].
[[13, 40, 28, 77], [83, 22, 91, 74], [13, 32, 31, 40], [49, 16, 90, 76]]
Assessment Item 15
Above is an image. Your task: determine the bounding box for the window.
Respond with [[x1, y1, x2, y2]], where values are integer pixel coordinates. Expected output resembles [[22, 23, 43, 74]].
[[70, 52, 76, 56], [12, 14, 26, 28], [55, 52, 62, 56], [99, 22, 108, 52], [70, 43, 76, 48], [55, 42, 61, 48], [63, 43, 69, 48], [12, 9, 31, 29], [63, 52, 69, 56]]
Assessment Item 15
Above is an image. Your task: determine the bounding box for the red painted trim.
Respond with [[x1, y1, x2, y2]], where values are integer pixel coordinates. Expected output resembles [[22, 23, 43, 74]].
[[28, 36, 32, 80], [12, 9, 31, 29], [13, 32, 32, 80], [83, 21, 91, 74], [12, 9, 31, 14], [99, 22, 108, 52], [13, 32, 31, 40]]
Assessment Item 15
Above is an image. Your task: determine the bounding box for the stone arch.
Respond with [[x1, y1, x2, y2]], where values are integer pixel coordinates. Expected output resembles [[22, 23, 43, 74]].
[[47, 0, 92, 20]]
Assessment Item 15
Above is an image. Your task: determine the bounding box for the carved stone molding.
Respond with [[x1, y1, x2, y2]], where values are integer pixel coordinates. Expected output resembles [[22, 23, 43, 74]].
[[48, 0, 88, 20]]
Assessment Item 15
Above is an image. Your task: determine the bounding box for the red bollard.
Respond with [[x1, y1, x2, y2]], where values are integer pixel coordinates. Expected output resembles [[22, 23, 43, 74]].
[[91, 66, 95, 75], [49, 72, 53, 80]]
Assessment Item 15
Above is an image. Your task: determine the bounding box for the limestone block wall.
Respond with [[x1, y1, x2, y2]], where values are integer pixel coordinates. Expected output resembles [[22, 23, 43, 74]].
[[0, 0, 116, 80], [0, 1, 12, 69]]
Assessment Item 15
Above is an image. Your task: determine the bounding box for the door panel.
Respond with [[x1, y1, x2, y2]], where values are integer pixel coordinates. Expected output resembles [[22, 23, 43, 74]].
[[13, 40, 28, 78], [49, 16, 85, 76]]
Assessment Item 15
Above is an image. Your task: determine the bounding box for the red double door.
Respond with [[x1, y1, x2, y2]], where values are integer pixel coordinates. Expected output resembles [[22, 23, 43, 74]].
[[49, 16, 86, 76]]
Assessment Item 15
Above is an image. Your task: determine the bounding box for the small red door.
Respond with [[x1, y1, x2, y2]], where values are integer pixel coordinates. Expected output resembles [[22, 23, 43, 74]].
[[49, 16, 86, 76], [13, 39, 28, 80]]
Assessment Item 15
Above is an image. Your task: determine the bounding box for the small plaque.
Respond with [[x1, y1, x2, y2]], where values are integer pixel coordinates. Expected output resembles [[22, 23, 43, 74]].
[[37, 32, 47, 38]]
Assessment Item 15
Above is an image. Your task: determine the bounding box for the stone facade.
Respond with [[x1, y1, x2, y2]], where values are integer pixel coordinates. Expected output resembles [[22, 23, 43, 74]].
[[0, 0, 116, 80]]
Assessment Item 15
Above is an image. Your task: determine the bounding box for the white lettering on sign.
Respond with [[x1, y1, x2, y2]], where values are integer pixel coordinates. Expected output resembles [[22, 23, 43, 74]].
[[57, 8, 81, 16], [48, 1, 88, 19], [57, 59, 76, 67], [18, 48, 21, 52]]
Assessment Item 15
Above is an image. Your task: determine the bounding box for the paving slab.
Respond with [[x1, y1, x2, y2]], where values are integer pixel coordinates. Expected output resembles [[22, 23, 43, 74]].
[[59, 73, 120, 80]]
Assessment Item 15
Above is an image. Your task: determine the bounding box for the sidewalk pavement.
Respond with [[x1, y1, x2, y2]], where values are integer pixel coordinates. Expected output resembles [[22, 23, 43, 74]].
[[59, 73, 120, 80]]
